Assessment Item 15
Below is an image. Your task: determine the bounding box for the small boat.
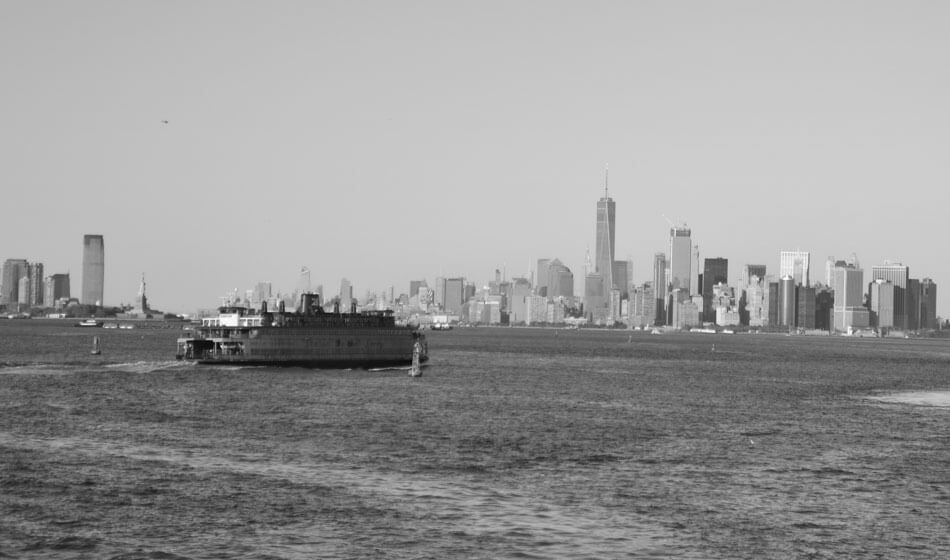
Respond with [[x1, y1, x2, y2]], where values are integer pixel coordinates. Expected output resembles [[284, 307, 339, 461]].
[[76, 319, 102, 328], [119, 323, 134, 330], [91, 336, 101, 355], [103, 323, 118, 329]]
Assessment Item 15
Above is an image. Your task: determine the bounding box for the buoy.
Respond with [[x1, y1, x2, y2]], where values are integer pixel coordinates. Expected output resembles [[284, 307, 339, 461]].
[[91, 336, 101, 355], [409, 341, 422, 377]]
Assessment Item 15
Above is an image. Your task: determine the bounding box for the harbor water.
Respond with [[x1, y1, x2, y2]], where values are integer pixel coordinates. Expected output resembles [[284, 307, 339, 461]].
[[1, 321, 949, 558]]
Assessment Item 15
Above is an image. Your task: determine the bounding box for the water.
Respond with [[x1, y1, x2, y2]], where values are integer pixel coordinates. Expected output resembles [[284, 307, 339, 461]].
[[1, 321, 949, 558]]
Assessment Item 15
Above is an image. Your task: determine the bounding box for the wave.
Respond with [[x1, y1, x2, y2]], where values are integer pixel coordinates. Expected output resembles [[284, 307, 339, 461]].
[[368, 364, 431, 373], [102, 361, 190, 374], [866, 390, 950, 408], [0, 364, 74, 375], [0, 360, 190, 376]]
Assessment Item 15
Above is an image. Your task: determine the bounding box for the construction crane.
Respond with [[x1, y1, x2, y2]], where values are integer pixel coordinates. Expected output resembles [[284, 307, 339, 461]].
[[661, 214, 689, 231]]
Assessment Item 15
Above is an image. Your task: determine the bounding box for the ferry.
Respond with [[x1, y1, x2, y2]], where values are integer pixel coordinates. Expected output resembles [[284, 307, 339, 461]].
[[176, 293, 428, 369]]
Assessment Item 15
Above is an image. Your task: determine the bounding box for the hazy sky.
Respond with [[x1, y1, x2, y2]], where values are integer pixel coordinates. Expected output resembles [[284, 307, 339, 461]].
[[3, 1, 949, 314]]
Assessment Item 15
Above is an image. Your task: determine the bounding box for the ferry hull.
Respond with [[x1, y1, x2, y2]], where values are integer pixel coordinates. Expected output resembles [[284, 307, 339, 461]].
[[193, 357, 428, 369]]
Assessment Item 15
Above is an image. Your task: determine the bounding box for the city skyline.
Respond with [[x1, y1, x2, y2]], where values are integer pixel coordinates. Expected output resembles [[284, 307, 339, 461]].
[[3, 2, 949, 314], [1, 219, 942, 330]]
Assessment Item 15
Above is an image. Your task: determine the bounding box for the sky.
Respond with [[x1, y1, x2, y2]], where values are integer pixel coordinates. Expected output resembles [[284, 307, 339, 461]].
[[2, 1, 949, 314]]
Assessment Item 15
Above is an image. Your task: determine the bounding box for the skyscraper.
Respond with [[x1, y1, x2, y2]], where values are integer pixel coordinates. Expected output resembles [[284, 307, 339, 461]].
[[28, 262, 44, 307], [832, 262, 869, 332], [595, 188, 616, 291], [16, 276, 29, 307], [702, 258, 728, 322], [81, 234, 105, 306], [584, 272, 607, 323], [252, 281, 271, 308], [433, 277, 445, 310], [745, 276, 770, 327], [339, 278, 353, 311], [508, 277, 533, 323], [669, 227, 692, 293], [779, 275, 796, 327], [44, 273, 70, 307], [919, 278, 938, 330], [409, 280, 427, 298], [737, 264, 766, 325], [587, 177, 615, 323], [630, 282, 656, 327], [824, 257, 838, 287], [611, 259, 632, 299], [1, 258, 29, 306], [546, 259, 574, 299], [296, 267, 311, 295], [907, 278, 920, 331], [444, 277, 465, 316], [779, 251, 810, 287], [815, 288, 834, 331], [536, 259, 551, 296], [871, 263, 910, 330], [796, 285, 817, 329], [738, 264, 767, 296], [653, 252, 668, 324], [869, 280, 896, 329]]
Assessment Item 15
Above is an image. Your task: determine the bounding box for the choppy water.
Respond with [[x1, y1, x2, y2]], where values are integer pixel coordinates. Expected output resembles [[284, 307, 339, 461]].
[[1, 321, 949, 559]]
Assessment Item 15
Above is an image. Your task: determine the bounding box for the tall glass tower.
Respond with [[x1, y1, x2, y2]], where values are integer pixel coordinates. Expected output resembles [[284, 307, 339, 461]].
[[81, 234, 104, 306], [595, 188, 615, 291]]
